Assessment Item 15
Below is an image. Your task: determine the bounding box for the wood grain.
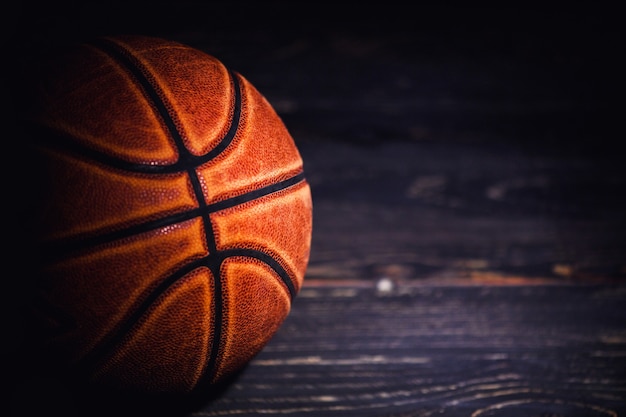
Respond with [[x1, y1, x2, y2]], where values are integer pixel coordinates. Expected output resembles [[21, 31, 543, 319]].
[[192, 283, 626, 416], [300, 139, 626, 285]]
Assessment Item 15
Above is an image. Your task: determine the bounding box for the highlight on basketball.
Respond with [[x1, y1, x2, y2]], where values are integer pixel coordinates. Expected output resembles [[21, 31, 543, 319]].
[[20, 35, 313, 395]]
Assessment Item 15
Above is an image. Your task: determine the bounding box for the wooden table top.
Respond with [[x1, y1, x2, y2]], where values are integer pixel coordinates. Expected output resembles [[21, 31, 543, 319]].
[[188, 283, 626, 416]]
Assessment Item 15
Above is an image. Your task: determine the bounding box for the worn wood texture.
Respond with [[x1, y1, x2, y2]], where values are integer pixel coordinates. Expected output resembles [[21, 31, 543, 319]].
[[191, 284, 626, 416], [300, 139, 626, 285], [10, 284, 626, 416]]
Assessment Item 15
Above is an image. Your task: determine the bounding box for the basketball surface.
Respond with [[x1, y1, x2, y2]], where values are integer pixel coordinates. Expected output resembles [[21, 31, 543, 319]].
[[23, 35, 312, 394]]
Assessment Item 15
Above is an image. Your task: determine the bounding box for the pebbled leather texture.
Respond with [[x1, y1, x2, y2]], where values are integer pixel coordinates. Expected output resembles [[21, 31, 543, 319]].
[[26, 35, 312, 394]]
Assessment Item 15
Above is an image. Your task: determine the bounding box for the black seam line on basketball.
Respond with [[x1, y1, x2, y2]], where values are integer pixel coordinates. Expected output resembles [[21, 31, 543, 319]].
[[221, 248, 297, 299], [79, 39, 228, 387], [188, 169, 217, 253], [205, 260, 223, 385], [29, 71, 241, 174], [88, 38, 242, 174], [202, 249, 295, 385], [39, 173, 306, 262], [75, 255, 213, 377], [88, 38, 224, 257], [77, 248, 293, 379]]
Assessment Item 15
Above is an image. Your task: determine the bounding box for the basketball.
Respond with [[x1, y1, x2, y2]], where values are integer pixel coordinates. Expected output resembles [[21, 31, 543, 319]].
[[22, 35, 312, 395]]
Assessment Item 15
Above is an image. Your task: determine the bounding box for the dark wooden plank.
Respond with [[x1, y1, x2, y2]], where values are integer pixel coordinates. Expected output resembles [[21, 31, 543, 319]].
[[300, 139, 626, 285], [189, 283, 626, 416], [9, 283, 625, 417]]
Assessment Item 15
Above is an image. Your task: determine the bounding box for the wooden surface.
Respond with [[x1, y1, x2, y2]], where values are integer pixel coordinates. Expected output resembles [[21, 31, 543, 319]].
[[7, 4, 625, 416], [10, 284, 626, 416], [189, 284, 626, 416], [300, 138, 626, 285]]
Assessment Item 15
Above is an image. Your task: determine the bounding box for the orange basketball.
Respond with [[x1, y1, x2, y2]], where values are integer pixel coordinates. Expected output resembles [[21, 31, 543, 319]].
[[23, 35, 312, 395]]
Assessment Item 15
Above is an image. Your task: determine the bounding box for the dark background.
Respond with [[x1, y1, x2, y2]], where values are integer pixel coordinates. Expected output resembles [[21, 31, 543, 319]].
[[7, 2, 622, 156], [6, 2, 625, 416]]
